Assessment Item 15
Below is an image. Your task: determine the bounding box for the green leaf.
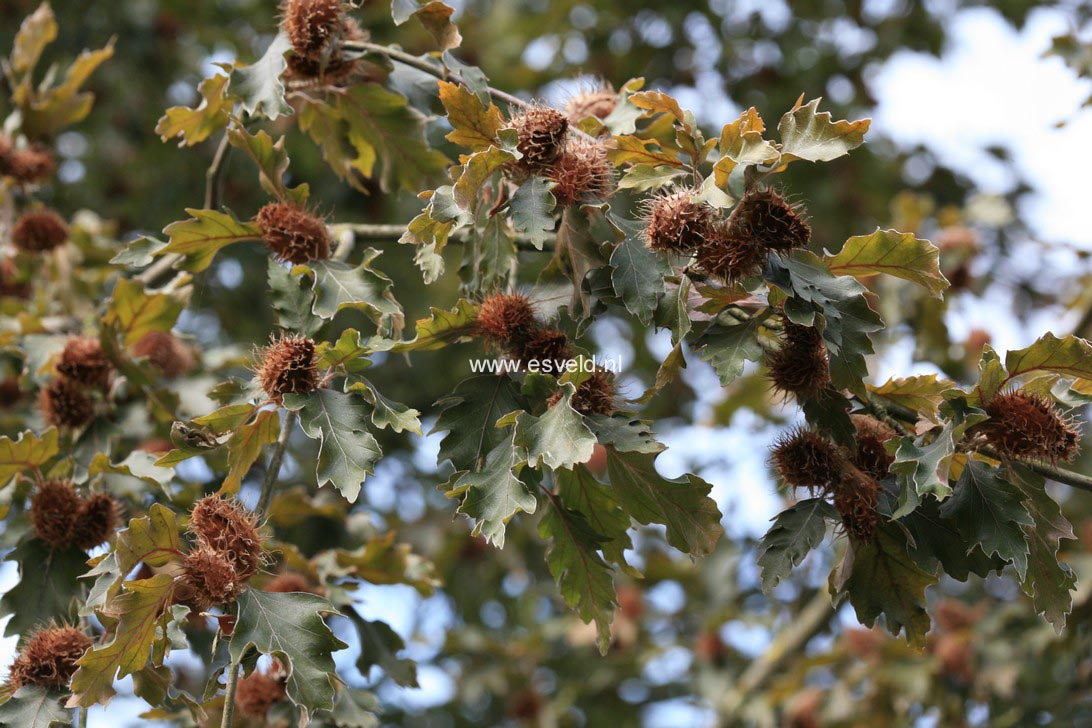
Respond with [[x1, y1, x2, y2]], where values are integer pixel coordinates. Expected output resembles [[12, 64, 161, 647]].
[[287, 389, 382, 503], [555, 465, 635, 573], [230, 590, 347, 720], [316, 329, 374, 373], [616, 164, 687, 192], [350, 380, 422, 435], [769, 251, 884, 392], [610, 227, 670, 326], [69, 574, 177, 707], [227, 127, 308, 205], [1009, 465, 1077, 631], [156, 74, 232, 147], [0, 428, 58, 487], [695, 318, 764, 387], [411, 1, 462, 50], [220, 408, 280, 494], [89, 451, 174, 496], [586, 415, 665, 454], [231, 32, 292, 120], [349, 612, 417, 687], [605, 450, 723, 557], [539, 494, 616, 653], [433, 375, 525, 471], [938, 460, 1033, 578], [9, 3, 57, 78], [114, 503, 182, 576], [757, 499, 836, 593], [512, 384, 596, 471], [0, 540, 88, 637], [453, 146, 516, 209], [308, 255, 403, 337], [437, 80, 504, 150], [840, 523, 936, 648], [509, 177, 556, 250], [268, 259, 321, 336], [391, 298, 478, 353], [777, 97, 870, 164], [324, 534, 439, 595], [869, 375, 951, 422], [335, 83, 448, 193], [1004, 333, 1092, 383], [826, 229, 947, 298], [158, 209, 260, 273], [104, 278, 187, 346], [0, 687, 71, 728], [890, 421, 956, 518], [900, 497, 1002, 581], [445, 433, 537, 548]]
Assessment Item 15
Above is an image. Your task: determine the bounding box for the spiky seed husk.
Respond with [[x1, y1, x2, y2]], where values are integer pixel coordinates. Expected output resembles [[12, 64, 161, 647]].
[[564, 86, 617, 123], [693, 224, 766, 282], [0, 138, 55, 185], [729, 188, 811, 254], [57, 336, 113, 392], [30, 479, 81, 549], [180, 546, 241, 610], [850, 414, 897, 480], [832, 469, 879, 541], [255, 202, 331, 264], [189, 496, 264, 581], [766, 321, 830, 400], [39, 378, 95, 429], [770, 428, 843, 490], [130, 331, 195, 378], [8, 625, 91, 689], [235, 667, 287, 719], [12, 210, 69, 253], [515, 327, 573, 372], [548, 370, 617, 416], [263, 572, 317, 594], [72, 492, 121, 551], [476, 293, 537, 347], [256, 334, 319, 403], [641, 189, 717, 254], [281, 0, 364, 83], [981, 390, 1080, 462], [547, 138, 613, 206], [508, 106, 569, 174]]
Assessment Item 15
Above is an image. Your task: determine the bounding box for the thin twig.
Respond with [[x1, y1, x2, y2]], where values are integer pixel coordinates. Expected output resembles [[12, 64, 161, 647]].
[[256, 409, 298, 517], [137, 132, 233, 287], [342, 41, 528, 110], [336, 222, 552, 252], [718, 589, 833, 716]]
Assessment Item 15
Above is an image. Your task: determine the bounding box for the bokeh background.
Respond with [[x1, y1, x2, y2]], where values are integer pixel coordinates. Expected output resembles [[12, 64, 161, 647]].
[[2, 1, 1092, 726]]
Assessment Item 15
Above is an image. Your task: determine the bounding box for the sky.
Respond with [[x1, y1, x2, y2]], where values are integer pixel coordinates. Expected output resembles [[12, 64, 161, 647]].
[[1, 4, 1091, 728]]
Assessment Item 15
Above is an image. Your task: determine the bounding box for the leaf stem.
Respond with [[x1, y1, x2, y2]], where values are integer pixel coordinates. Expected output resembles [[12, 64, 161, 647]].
[[220, 658, 240, 728], [257, 409, 298, 517]]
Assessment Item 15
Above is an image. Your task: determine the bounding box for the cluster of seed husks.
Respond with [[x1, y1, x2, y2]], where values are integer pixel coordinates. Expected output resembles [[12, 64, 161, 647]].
[[639, 186, 810, 283], [6, 624, 91, 690], [39, 336, 114, 429], [255, 202, 331, 264], [980, 390, 1080, 463], [766, 320, 830, 401], [130, 330, 196, 378], [504, 107, 614, 207], [30, 479, 120, 551], [177, 496, 265, 611], [236, 664, 288, 720], [770, 415, 897, 541], [256, 334, 320, 403], [12, 209, 69, 253], [475, 293, 616, 416], [564, 84, 617, 124], [280, 0, 364, 84]]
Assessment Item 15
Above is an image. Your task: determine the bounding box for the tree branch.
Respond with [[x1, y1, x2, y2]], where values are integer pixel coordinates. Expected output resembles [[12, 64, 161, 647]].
[[257, 409, 298, 518], [342, 41, 529, 110], [336, 222, 551, 252]]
